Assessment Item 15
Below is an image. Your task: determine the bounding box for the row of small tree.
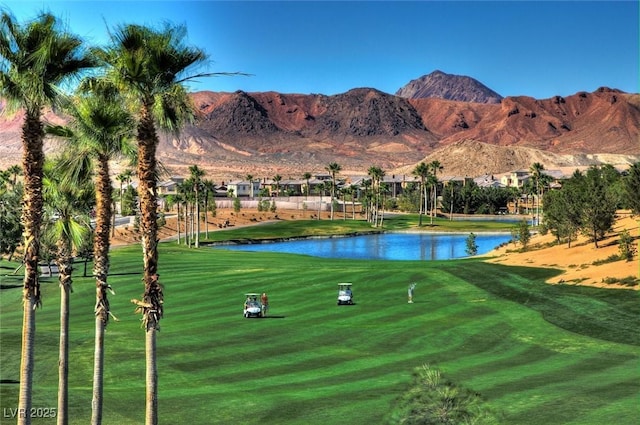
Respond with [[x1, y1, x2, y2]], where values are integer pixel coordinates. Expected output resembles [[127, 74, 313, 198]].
[[542, 163, 640, 248]]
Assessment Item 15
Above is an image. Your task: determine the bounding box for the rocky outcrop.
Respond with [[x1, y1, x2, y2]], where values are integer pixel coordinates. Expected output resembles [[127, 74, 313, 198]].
[[395, 70, 503, 104]]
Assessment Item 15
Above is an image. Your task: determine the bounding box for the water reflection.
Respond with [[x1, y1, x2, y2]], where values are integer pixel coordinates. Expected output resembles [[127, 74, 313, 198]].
[[212, 232, 512, 261]]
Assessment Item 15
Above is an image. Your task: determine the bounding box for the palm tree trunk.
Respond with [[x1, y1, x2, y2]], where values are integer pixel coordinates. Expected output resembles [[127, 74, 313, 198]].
[[57, 248, 72, 425], [19, 297, 36, 425], [204, 196, 209, 239], [135, 105, 163, 425], [176, 203, 181, 245], [330, 182, 335, 220], [430, 185, 435, 226], [418, 180, 424, 226], [18, 113, 44, 425], [111, 199, 116, 237], [92, 157, 113, 425], [145, 328, 158, 425], [195, 190, 200, 248], [91, 317, 105, 425], [351, 197, 355, 220]]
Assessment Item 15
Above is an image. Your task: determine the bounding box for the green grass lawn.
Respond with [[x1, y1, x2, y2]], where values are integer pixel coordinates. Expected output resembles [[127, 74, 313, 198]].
[[1, 219, 638, 424]]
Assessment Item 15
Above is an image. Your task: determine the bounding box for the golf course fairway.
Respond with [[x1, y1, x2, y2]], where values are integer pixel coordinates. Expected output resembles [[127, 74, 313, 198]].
[[1, 243, 638, 424]]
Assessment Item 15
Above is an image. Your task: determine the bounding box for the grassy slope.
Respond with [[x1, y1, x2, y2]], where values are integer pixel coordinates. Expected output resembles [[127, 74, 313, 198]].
[[1, 223, 638, 424]]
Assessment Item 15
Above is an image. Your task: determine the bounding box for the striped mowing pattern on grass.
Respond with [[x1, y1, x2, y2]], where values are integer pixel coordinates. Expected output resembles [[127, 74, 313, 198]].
[[1, 243, 638, 425]]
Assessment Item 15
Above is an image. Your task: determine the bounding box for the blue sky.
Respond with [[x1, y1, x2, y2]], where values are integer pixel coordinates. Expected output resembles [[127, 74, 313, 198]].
[[2, 1, 638, 98]]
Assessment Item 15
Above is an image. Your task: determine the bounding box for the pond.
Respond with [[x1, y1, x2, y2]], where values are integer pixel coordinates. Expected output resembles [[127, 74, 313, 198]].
[[211, 232, 513, 261]]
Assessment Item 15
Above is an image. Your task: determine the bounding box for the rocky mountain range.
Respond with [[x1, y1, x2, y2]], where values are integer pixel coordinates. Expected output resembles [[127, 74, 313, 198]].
[[1, 71, 638, 180]]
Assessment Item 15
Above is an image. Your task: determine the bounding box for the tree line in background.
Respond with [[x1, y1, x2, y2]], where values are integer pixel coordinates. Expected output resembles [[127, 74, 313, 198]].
[[542, 163, 640, 252]]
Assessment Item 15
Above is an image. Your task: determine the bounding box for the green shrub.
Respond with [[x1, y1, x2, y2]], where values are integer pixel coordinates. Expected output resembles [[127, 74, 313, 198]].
[[592, 254, 622, 266], [618, 229, 636, 262], [387, 364, 499, 425]]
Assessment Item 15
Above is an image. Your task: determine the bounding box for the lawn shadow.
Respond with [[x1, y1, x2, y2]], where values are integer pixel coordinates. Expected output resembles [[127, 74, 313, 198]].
[[262, 315, 286, 319]]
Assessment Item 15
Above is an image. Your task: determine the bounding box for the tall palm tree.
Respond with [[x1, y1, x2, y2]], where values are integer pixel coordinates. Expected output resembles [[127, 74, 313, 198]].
[[273, 174, 282, 197], [164, 193, 183, 244], [246, 174, 254, 199], [302, 172, 312, 200], [0, 173, 22, 261], [315, 182, 325, 220], [412, 162, 430, 227], [349, 183, 359, 220], [429, 160, 443, 225], [46, 89, 135, 425], [93, 22, 219, 424], [201, 179, 216, 239], [360, 178, 373, 222], [116, 169, 133, 214], [42, 157, 94, 425], [189, 165, 205, 248], [177, 181, 192, 246], [326, 162, 342, 220], [0, 11, 94, 423], [530, 162, 545, 226], [367, 166, 385, 227], [7, 164, 21, 186]]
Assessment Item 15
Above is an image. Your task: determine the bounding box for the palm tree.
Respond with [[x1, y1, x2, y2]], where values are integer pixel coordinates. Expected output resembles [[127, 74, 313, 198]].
[[93, 22, 219, 424], [360, 178, 373, 222], [0, 11, 94, 423], [0, 174, 22, 261], [42, 157, 94, 425], [46, 89, 135, 425], [429, 160, 443, 225], [7, 164, 21, 187], [378, 182, 390, 228], [116, 169, 133, 214], [177, 181, 193, 247], [315, 182, 325, 220], [302, 172, 312, 200], [412, 162, 430, 226], [530, 162, 545, 226], [349, 183, 359, 220], [273, 174, 282, 197], [326, 162, 342, 220], [367, 166, 385, 227], [201, 179, 216, 239], [246, 174, 254, 199], [189, 165, 205, 248], [164, 193, 183, 244]]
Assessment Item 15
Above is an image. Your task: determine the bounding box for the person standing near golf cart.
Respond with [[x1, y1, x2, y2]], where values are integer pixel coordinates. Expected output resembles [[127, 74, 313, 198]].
[[408, 283, 416, 303], [261, 292, 269, 316]]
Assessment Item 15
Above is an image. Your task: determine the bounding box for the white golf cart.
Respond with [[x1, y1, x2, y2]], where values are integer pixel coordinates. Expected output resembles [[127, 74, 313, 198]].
[[337, 283, 354, 305], [243, 293, 263, 318]]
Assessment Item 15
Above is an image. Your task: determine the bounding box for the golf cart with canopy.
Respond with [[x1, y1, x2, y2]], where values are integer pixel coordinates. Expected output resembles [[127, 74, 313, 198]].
[[337, 283, 354, 305], [243, 293, 263, 318]]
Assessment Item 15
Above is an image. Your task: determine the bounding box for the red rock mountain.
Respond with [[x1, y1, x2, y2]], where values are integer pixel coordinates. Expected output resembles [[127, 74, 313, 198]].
[[396, 70, 503, 104], [1, 75, 639, 180]]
